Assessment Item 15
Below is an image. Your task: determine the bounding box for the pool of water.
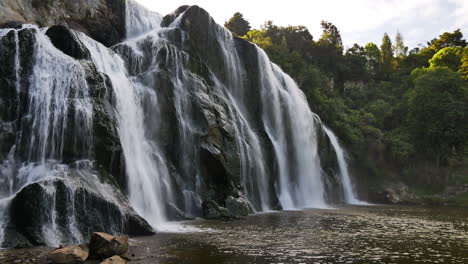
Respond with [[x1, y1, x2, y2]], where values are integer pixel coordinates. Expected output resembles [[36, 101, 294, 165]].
[[1, 205, 467, 263]]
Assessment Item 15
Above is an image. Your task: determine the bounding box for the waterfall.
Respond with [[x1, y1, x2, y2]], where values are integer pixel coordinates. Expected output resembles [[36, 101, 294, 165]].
[[79, 33, 174, 230], [322, 126, 366, 205], [215, 29, 272, 212], [0, 3, 366, 247], [0, 26, 95, 246], [257, 48, 327, 209], [125, 0, 162, 38]]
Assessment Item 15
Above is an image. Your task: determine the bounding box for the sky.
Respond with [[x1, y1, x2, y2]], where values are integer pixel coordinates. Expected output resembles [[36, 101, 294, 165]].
[[135, 0, 468, 50]]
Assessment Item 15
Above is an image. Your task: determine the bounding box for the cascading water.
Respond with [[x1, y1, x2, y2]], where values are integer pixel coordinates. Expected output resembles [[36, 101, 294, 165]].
[[0, 26, 95, 246], [0, 1, 366, 247], [79, 33, 174, 229], [322, 126, 366, 205], [257, 48, 327, 209], [125, 0, 162, 38], [214, 29, 272, 212]]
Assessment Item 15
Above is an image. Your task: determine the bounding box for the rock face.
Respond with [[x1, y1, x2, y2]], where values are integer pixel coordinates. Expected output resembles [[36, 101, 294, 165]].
[[89, 232, 129, 259], [0, 24, 152, 247], [47, 245, 89, 264], [0, 0, 126, 46]]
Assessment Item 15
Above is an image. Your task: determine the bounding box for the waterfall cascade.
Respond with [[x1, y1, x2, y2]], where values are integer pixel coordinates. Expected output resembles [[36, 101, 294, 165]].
[[0, 1, 364, 247]]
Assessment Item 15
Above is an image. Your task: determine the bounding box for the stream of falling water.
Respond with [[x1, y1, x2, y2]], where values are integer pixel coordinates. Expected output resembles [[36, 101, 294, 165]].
[[0, 2, 365, 246], [323, 126, 367, 205]]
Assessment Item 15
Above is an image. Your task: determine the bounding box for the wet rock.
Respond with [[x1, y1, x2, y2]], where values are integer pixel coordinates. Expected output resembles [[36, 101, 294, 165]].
[[47, 245, 89, 264], [167, 204, 195, 221], [46, 25, 91, 60], [89, 232, 129, 259], [0, 0, 126, 46], [225, 196, 251, 218], [5, 177, 153, 247], [383, 188, 401, 204], [100, 255, 126, 264], [161, 5, 190, 27], [202, 200, 231, 219]]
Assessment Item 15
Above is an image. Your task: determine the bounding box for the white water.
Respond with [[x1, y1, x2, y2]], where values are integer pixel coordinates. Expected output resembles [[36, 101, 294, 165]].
[[257, 48, 328, 209], [323, 126, 367, 205], [0, 26, 94, 246], [215, 29, 272, 211], [125, 0, 162, 38], [80, 33, 174, 230]]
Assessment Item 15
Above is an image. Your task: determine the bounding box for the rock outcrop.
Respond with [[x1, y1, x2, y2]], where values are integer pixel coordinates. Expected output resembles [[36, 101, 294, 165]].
[[0, 0, 126, 46], [89, 232, 129, 259], [47, 245, 89, 264]]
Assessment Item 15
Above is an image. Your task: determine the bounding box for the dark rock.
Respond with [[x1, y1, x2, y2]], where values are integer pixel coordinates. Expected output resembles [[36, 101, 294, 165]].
[[202, 200, 231, 219], [46, 25, 91, 60], [0, 21, 24, 29], [160, 5, 190, 27], [47, 245, 89, 264], [0, 0, 126, 46], [89, 232, 129, 259], [5, 176, 153, 247], [225, 196, 251, 218]]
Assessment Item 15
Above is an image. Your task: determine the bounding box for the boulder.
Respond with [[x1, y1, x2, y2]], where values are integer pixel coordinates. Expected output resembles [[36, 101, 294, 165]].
[[47, 245, 89, 264], [202, 200, 231, 219], [100, 255, 126, 264], [225, 196, 251, 218], [89, 232, 129, 259], [3, 176, 153, 248], [45, 25, 91, 60], [383, 188, 401, 204]]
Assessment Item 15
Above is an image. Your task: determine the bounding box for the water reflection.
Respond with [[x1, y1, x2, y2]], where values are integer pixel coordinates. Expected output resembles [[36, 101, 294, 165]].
[[1, 205, 467, 263]]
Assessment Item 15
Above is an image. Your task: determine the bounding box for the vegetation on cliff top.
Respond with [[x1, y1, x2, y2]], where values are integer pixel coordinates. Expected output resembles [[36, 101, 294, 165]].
[[225, 13, 468, 200]]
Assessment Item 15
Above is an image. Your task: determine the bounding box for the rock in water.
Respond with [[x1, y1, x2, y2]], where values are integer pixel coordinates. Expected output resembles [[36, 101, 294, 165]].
[[202, 200, 232, 219], [47, 245, 89, 264], [89, 232, 129, 259], [100, 255, 126, 264], [226, 196, 251, 218]]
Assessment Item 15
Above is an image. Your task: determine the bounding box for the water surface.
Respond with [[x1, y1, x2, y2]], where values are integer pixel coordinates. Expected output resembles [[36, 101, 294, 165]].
[[1, 205, 467, 263]]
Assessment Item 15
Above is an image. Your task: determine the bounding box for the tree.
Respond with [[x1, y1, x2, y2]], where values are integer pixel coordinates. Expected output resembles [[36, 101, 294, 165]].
[[224, 12, 251, 37], [408, 67, 468, 166], [393, 31, 408, 57], [380, 33, 394, 78], [364, 43, 381, 77], [318, 21, 343, 54], [343, 44, 367, 81], [429, 47, 466, 72], [427, 29, 467, 51], [460, 50, 468, 80]]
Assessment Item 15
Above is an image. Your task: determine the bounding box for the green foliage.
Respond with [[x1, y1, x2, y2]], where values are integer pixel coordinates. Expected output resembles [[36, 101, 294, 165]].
[[380, 33, 394, 78], [318, 21, 343, 54], [240, 15, 468, 186], [384, 129, 414, 164], [224, 12, 251, 37], [427, 29, 467, 50], [364, 43, 381, 77], [408, 67, 468, 166], [429, 47, 466, 71]]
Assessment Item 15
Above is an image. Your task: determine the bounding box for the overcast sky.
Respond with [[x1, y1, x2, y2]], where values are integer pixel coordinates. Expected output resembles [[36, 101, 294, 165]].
[[135, 0, 468, 50]]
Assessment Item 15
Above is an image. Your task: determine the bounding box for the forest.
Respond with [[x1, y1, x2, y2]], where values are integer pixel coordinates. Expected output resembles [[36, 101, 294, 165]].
[[226, 12, 468, 202]]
